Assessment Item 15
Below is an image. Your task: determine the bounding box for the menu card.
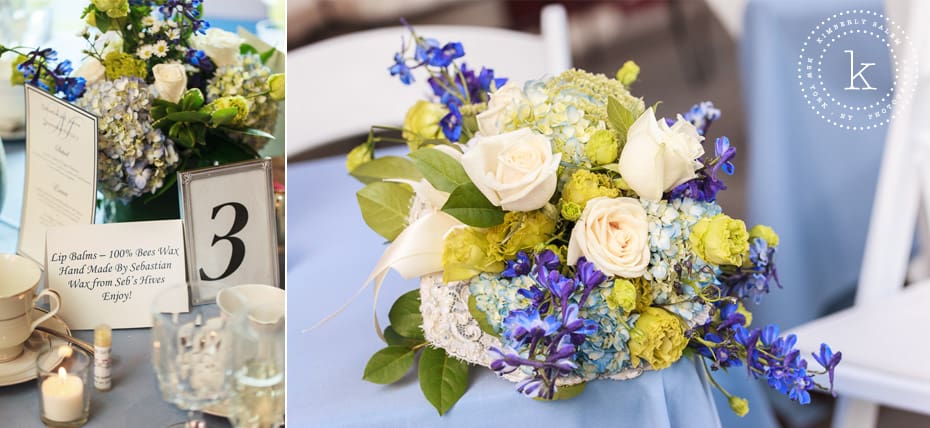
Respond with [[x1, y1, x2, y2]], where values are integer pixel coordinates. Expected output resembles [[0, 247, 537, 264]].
[[18, 85, 97, 267]]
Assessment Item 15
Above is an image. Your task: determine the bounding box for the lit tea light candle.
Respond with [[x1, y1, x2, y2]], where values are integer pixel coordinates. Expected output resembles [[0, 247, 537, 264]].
[[41, 366, 84, 422]]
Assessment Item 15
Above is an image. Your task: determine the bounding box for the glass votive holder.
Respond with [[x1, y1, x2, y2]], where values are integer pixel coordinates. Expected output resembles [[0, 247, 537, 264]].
[[36, 345, 91, 427]]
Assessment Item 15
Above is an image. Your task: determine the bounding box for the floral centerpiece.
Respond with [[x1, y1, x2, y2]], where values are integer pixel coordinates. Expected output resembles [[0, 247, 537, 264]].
[[348, 24, 842, 416], [0, 0, 285, 221]]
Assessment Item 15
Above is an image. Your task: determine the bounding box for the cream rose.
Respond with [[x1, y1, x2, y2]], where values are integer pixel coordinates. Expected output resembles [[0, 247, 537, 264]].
[[191, 28, 243, 68], [617, 108, 704, 201], [567, 196, 650, 278], [75, 58, 106, 86], [460, 128, 560, 212], [152, 63, 188, 104], [476, 81, 526, 135]]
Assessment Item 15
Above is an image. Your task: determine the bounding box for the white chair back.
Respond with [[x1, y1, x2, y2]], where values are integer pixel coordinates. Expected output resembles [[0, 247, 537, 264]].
[[287, 4, 571, 156]]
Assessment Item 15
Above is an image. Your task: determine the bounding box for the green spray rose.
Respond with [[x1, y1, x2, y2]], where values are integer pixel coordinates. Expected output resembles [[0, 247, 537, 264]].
[[628, 307, 687, 370], [689, 214, 750, 266]]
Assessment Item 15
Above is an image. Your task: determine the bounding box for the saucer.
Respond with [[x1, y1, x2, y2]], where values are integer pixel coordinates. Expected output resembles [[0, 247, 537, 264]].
[[0, 308, 70, 386]]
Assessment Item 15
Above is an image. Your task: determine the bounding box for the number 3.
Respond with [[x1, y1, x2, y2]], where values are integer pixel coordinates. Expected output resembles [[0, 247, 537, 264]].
[[199, 202, 248, 281]]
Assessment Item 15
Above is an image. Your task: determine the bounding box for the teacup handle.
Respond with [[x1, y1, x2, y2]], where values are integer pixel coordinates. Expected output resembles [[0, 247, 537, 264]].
[[30, 289, 61, 331]]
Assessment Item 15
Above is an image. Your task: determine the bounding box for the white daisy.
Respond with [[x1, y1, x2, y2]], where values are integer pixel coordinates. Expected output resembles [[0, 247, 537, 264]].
[[166, 28, 181, 41], [137, 44, 154, 60], [153, 40, 169, 58], [141, 16, 156, 27]]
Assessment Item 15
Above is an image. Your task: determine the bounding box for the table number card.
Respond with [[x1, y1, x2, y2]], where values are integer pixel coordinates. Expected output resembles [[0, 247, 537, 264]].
[[18, 84, 98, 267], [180, 159, 279, 298], [46, 220, 187, 330]]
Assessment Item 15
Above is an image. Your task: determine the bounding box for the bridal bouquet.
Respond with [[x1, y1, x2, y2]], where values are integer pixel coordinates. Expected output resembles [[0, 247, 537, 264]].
[[350, 25, 841, 416], [1, 0, 284, 219]]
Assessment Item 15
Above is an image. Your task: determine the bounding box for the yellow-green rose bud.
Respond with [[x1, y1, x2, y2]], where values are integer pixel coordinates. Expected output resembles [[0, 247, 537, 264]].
[[728, 396, 749, 417], [560, 169, 619, 220], [9, 54, 26, 86], [86, 12, 97, 27], [93, 0, 130, 18], [749, 224, 779, 247], [560, 201, 583, 222], [584, 129, 619, 165], [487, 210, 556, 261], [690, 214, 750, 266], [345, 143, 374, 172], [268, 73, 285, 101], [606, 278, 636, 313], [615, 60, 640, 86], [402, 100, 446, 150], [203, 95, 250, 126], [442, 227, 504, 282], [103, 51, 147, 80], [628, 307, 687, 370]]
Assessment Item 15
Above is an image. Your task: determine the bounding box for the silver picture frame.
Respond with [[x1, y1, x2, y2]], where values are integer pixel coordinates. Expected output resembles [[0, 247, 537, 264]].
[[178, 159, 279, 303]]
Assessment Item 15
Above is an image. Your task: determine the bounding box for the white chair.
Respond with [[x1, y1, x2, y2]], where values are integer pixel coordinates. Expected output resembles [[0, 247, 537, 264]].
[[789, 1, 930, 427], [287, 4, 571, 156]]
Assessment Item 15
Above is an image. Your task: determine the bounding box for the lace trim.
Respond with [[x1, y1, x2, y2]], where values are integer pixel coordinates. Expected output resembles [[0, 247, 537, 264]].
[[419, 273, 646, 385]]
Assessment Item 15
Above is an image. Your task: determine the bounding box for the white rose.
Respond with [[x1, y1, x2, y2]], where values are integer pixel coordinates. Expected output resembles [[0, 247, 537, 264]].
[[75, 58, 106, 86], [476, 81, 526, 135], [617, 108, 704, 201], [152, 63, 188, 104], [567, 196, 650, 278], [191, 28, 243, 68], [460, 128, 560, 212]]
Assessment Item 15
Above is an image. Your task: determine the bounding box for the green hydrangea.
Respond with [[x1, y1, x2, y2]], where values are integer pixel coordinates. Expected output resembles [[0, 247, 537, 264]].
[[103, 51, 147, 81], [206, 53, 278, 151], [560, 169, 619, 220]]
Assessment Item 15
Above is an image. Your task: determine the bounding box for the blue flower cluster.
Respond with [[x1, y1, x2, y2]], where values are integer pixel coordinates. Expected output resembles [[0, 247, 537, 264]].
[[669, 102, 735, 203], [388, 21, 506, 142], [156, 0, 210, 34], [15, 48, 85, 101], [488, 251, 603, 399], [721, 237, 781, 304]]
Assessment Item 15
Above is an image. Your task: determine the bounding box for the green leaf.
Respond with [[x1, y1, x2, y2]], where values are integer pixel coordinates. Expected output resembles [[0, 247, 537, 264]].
[[224, 127, 276, 140], [180, 89, 205, 110], [533, 382, 587, 401], [240, 44, 259, 56], [384, 326, 425, 348], [389, 290, 424, 340], [356, 181, 413, 241], [362, 346, 416, 384], [210, 107, 239, 127], [467, 294, 498, 337], [441, 183, 504, 227], [165, 111, 210, 123], [408, 148, 470, 192], [260, 47, 277, 64], [350, 156, 422, 184], [607, 96, 638, 143], [95, 11, 111, 32], [418, 347, 469, 415]]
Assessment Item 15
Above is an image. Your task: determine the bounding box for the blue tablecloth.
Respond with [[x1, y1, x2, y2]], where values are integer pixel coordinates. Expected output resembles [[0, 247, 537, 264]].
[[286, 153, 750, 427]]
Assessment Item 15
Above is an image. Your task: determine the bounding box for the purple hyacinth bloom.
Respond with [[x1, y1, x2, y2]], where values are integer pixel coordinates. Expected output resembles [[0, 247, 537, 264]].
[[535, 250, 561, 271], [714, 136, 736, 177], [478, 67, 507, 92], [501, 308, 561, 344], [716, 302, 747, 331], [389, 52, 414, 85], [576, 257, 606, 289]]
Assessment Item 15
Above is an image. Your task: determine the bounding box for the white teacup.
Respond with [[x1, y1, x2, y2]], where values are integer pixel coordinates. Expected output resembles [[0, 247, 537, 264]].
[[0, 254, 61, 362], [216, 284, 284, 326]]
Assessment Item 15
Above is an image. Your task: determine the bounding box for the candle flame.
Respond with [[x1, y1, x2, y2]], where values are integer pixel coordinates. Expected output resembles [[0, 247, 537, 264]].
[[58, 367, 67, 380]]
